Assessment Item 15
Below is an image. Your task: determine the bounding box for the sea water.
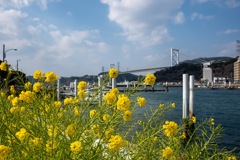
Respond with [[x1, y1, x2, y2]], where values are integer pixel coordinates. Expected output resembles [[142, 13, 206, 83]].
[[133, 86, 240, 153]]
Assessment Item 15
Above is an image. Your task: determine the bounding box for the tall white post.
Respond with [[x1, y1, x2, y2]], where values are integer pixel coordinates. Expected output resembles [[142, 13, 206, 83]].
[[74, 79, 77, 97], [182, 74, 189, 119], [112, 78, 116, 88], [189, 75, 194, 117], [57, 78, 60, 101], [98, 75, 103, 106]]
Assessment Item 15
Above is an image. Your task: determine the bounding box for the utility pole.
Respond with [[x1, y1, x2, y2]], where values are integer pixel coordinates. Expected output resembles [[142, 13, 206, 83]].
[[2, 44, 17, 62], [17, 59, 21, 71]]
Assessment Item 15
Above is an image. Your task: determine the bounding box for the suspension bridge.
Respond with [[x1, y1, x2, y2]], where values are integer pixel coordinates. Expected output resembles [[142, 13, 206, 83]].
[[110, 48, 181, 73]]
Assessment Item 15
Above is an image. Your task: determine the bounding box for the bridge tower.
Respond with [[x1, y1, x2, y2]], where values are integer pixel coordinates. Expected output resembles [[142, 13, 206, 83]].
[[171, 48, 179, 67]]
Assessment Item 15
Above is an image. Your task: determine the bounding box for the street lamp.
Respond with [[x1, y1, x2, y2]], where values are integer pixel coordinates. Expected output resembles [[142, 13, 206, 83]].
[[2, 44, 17, 62]]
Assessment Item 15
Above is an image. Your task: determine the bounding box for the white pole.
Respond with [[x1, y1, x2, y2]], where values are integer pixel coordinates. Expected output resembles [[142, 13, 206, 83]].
[[57, 78, 60, 101], [189, 75, 194, 117], [98, 75, 103, 106], [74, 79, 77, 97], [182, 74, 188, 119], [112, 78, 116, 88]]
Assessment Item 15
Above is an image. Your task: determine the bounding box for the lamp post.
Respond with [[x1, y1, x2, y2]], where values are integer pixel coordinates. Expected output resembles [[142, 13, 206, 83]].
[[17, 59, 21, 71], [2, 44, 17, 62]]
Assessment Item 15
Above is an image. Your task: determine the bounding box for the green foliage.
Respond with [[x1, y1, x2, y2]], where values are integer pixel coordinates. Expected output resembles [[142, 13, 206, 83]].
[[0, 68, 239, 159]]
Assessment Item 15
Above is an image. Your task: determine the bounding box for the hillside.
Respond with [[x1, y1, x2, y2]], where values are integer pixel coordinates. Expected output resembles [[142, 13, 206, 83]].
[[154, 57, 237, 82], [26, 56, 238, 85]]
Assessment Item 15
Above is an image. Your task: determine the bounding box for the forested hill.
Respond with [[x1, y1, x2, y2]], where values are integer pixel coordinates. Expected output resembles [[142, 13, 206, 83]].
[[154, 57, 238, 82]]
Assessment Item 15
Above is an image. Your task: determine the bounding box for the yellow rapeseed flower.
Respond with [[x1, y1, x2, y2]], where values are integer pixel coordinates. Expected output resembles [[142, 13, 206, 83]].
[[0, 92, 6, 97], [153, 136, 158, 142], [191, 116, 196, 124], [228, 156, 237, 160], [10, 107, 19, 114], [77, 81, 87, 90], [33, 82, 42, 92], [109, 68, 118, 78], [54, 101, 62, 108], [110, 88, 119, 96], [108, 135, 123, 150], [64, 97, 75, 106], [159, 103, 164, 108], [16, 128, 29, 141], [46, 140, 57, 153], [45, 71, 58, 83], [70, 141, 82, 152], [31, 137, 43, 147], [104, 92, 117, 105], [103, 113, 110, 122], [19, 91, 35, 103], [90, 109, 97, 118], [0, 145, 9, 159], [0, 62, 7, 71], [137, 97, 146, 107], [24, 82, 32, 90], [171, 102, 176, 108], [48, 126, 59, 137], [92, 125, 99, 134], [10, 85, 15, 94], [144, 73, 156, 87], [65, 124, 76, 136], [163, 121, 178, 137], [74, 106, 80, 116], [33, 70, 43, 80], [105, 128, 114, 139], [162, 146, 173, 159], [210, 118, 215, 125], [77, 89, 86, 98], [11, 97, 19, 107], [117, 94, 130, 111], [123, 110, 132, 121]]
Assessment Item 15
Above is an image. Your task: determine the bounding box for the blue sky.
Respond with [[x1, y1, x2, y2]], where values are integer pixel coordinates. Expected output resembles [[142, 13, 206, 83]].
[[0, 0, 240, 77]]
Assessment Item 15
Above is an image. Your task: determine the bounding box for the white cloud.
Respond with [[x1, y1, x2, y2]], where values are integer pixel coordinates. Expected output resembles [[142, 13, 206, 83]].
[[191, 12, 214, 20], [0, 6, 108, 76], [217, 42, 237, 57], [218, 29, 240, 35], [192, 0, 209, 3], [174, 11, 185, 24], [225, 0, 240, 8], [0, 0, 59, 10], [0, 9, 28, 37], [101, 0, 183, 47]]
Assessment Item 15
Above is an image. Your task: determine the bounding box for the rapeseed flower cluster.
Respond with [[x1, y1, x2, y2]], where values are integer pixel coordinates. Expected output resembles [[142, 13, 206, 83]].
[[19, 91, 35, 103], [33, 70, 43, 80], [162, 146, 173, 159], [108, 135, 123, 150], [16, 128, 29, 141], [70, 141, 82, 152], [31, 138, 43, 147], [104, 91, 117, 105], [109, 68, 118, 78], [117, 94, 130, 111], [137, 97, 146, 107], [0, 145, 9, 159], [163, 121, 178, 137], [144, 73, 156, 86], [0, 62, 7, 71], [45, 72, 59, 83], [0, 68, 237, 159]]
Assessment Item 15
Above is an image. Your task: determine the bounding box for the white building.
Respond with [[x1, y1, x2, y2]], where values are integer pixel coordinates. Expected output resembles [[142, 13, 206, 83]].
[[234, 57, 240, 82], [202, 62, 213, 82]]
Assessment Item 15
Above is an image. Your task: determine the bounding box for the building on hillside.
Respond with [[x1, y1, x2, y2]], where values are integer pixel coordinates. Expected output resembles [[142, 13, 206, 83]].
[[202, 62, 213, 82], [234, 57, 240, 82]]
